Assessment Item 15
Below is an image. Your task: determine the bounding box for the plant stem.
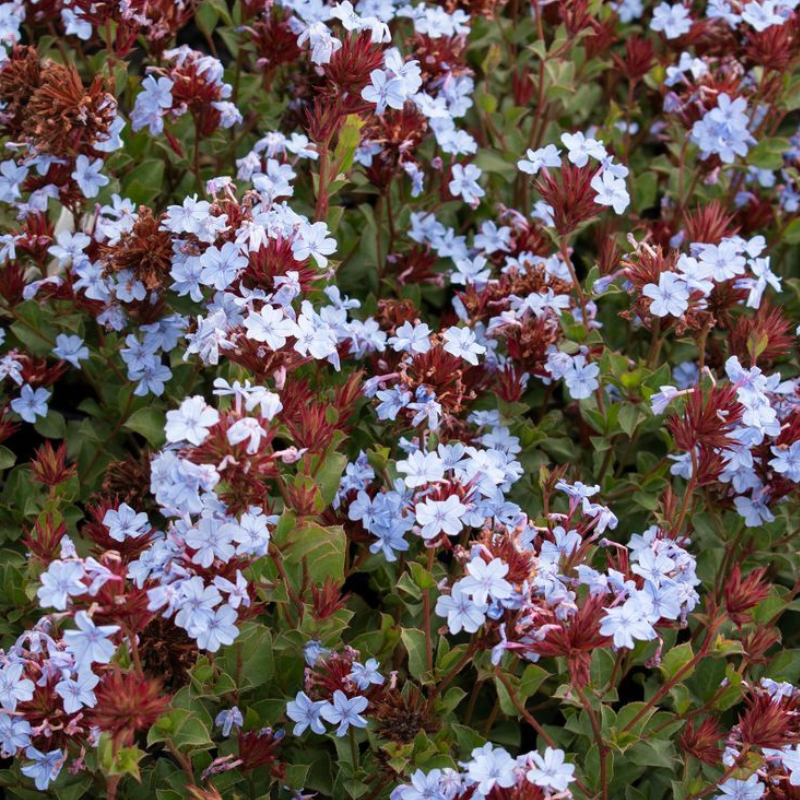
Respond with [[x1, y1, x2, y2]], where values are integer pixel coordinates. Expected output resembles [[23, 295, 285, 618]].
[[422, 547, 435, 675], [349, 727, 359, 769], [673, 448, 699, 537], [125, 625, 144, 676], [425, 642, 478, 714], [316, 146, 330, 221], [192, 116, 205, 198], [559, 239, 589, 325], [166, 742, 194, 783], [268, 542, 304, 620], [621, 618, 722, 734], [578, 685, 609, 800], [494, 669, 592, 797]]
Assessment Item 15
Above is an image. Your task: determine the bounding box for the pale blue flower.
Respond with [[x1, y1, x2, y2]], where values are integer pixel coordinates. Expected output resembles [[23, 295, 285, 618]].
[[350, 659, 384, 691], [0, 662, 34, 711], [320, 690, 368, 736], [11, 384, 50, 423], [286, 691, 327, 736], [526, 747, 575, 793], [21, 746, 64, 791], [62, 611, 119, 668], [215, 706, 244, 737]]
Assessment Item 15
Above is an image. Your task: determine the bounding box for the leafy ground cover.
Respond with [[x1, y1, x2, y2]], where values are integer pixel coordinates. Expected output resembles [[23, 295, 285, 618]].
[[1, 1, 800, 799]]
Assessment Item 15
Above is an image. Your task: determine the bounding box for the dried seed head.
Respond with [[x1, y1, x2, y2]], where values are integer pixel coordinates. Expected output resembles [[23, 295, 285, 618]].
[[23, 61, 116, 157], [102, 208, 174, 291]]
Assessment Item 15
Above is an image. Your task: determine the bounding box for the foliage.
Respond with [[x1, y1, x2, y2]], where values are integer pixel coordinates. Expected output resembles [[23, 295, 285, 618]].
[[0, 2, 800, 800]]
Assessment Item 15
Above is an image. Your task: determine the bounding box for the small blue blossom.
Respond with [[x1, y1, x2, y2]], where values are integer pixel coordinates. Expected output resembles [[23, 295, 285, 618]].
[[21, 746, 65, 791], [320, 690, 369, 737], [350, 659, 384, 691], [215, 706, 244, 737], [52, 334, 89, 368], [62, 611, 119, 668], [10, 384, 50, 424], [286, 691, 327, 736]]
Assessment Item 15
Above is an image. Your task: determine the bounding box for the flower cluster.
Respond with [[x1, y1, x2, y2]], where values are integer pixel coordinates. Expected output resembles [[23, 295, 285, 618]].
[[391, 743, 576, 800], [2, 1, 800, 800], [131, 46, 241, 139]]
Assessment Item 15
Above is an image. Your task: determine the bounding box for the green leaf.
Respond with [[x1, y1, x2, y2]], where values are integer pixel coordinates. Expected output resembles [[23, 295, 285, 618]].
[[333, 115, 365, 175], [217, 26, 240, 57], [626, 739, 675, 768], [409, 561, 437, 591], [748, 137, 791, 170], [208, 0, 232, 24], [34, 411, 67, 440], [615, 702, 657, 738], [217, 621, 274, 689], [283, 522, 346, 586], [765, 649, 800, 683], [124, 160, 165, 204], [0, 446, 16, 470], [635, 171, 658, 212], [474, 149, 516, 182], [493, 675, 518, 717], [476, 91, 498, 113], [315, 452, 347, 505], [10, 304, 55, 356], [591, 648, 617, 686], [583, 744, 614, 794], [441, 686, 467, 712], [401, 627, 428, 681], [123, 407, 166, 447], [284, 763, 311, 789], [660, 642, 695, 681], [112, 746, 145, 780], [98, 734, 145, 780], [397, 570, 422, 599], [147, 709, 212, 751], [344, 778, 369, 799], [291, 746, 334, 795], [618, 404, 641, 438], [783, 218, 800, 244], [452, 722, 486, 754], [196, 0, 219, 35], [518, 664, 549, 699]]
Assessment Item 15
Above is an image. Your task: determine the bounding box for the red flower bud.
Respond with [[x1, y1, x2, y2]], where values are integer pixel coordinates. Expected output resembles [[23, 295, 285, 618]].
[[725, 566, 772, 627], [30, 441, 76, 487], [88, 671, 171, 748]]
